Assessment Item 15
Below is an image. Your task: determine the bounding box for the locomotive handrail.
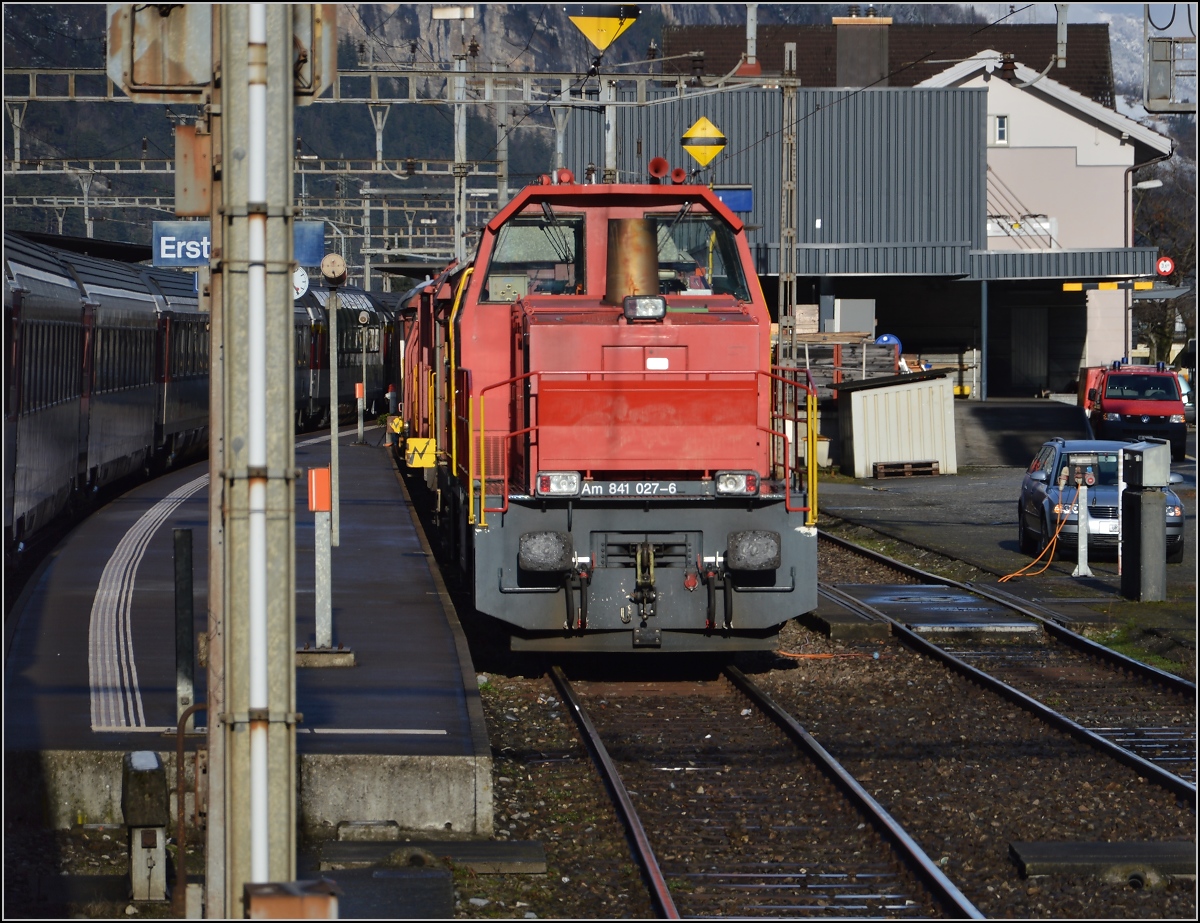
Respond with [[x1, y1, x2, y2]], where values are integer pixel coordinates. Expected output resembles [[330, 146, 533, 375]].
[[755, 424, 810, 515], [458, 368, 476, 523], [447, 267, 474, 477], [761, 366, 819, 525], [481, 424, 540, 521], [477, 370, 541, 528], [472, 366, 820, 527], [731, 566, 796, 593], [427, 370, 436, 447]]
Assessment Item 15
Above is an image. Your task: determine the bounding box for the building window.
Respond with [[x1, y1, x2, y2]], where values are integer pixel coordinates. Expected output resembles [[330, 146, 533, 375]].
[[993, 114, 1009, 145]]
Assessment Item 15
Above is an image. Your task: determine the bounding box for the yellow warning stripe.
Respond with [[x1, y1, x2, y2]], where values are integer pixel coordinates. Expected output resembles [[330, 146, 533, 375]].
[[1063, 281, 1156, 292]]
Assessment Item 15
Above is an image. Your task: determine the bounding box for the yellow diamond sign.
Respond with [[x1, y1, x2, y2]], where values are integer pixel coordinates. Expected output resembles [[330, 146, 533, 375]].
[[682, 117, 726, 167], [567, 5, 639, 53]]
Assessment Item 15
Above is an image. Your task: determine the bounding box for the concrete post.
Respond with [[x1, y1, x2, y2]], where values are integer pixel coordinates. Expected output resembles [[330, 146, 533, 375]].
[[216, 6, 297, 911], [175, 528, 195, 731], [314, 509, 332, 648], [328, 288, 340, 546]]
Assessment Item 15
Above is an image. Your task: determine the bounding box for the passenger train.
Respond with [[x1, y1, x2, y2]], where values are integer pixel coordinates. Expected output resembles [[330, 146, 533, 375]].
[[4, 230, 399, 565], [398, 164, 821, 652]]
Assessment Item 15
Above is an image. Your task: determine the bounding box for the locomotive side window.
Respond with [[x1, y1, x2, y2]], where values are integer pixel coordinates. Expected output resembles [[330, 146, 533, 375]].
[[649, 213, 750, 302], [484, 215, 585, 301]]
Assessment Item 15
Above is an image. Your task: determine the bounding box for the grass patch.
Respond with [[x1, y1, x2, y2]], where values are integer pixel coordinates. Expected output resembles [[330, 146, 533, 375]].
[[1087, 621, 1195, 678]]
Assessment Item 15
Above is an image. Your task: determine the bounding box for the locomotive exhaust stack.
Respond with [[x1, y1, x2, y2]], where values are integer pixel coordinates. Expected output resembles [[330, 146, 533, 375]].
[[605, 218, 659, 305]]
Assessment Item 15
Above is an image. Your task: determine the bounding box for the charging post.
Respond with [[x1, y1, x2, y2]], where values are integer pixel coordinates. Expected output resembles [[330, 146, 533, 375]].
[[1071, 462, 1094, 578], [1121, 440, 1170, 602]]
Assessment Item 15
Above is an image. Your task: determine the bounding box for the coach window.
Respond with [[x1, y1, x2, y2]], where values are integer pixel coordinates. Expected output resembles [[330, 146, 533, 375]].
[[484, 213, 585, 301]]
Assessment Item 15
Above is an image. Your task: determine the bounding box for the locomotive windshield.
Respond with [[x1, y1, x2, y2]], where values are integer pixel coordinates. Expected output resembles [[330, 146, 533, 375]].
[[483, 214, 586, 301], [649, 212, 750, 301]]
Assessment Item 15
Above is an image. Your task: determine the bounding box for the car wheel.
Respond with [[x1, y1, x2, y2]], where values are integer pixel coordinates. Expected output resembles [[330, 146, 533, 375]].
[[1018, 506, 1035, 555], [1167, 543, 1184, 564]]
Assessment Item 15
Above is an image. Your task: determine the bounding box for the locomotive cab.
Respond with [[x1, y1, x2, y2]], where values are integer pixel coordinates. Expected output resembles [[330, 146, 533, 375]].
[[405, 174, 819, 651]]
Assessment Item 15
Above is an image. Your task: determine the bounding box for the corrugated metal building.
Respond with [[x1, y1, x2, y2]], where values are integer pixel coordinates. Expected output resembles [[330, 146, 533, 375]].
[[558, 20, 1167, 398]]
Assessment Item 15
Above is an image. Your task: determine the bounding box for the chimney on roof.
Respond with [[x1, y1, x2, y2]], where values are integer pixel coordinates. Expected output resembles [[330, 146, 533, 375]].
[[832, 8, 892, 87], [737, 2, 763, 77]]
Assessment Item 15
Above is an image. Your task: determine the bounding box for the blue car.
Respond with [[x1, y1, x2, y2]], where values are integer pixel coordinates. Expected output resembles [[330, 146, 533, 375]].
[[1018, 439, 1185, 563]]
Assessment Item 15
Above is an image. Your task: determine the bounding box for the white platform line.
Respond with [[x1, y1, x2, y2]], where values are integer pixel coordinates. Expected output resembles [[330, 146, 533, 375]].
[[297, 728, 448, 736], [89, 475, 208, 730], [93, 726, 447, 736]]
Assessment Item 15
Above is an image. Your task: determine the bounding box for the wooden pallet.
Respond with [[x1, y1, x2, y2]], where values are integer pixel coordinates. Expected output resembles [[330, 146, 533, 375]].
[[873, 460, 940, 479]]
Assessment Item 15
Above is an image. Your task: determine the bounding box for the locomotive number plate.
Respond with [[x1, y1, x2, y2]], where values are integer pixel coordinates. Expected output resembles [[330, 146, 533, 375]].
[[579, 480, 709, 498]]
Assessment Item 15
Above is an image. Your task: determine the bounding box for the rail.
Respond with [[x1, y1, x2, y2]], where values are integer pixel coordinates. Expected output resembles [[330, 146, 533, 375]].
[[471, 366, 819, 528], [820, 580, 1197, 806], [725, 668, 985, 919], [550, 668, 680, 919]]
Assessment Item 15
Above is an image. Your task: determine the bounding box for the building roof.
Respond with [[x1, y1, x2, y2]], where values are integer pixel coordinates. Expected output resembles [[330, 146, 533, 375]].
[[661, 23, 1115, 108], [916, 51, 1172, 155]]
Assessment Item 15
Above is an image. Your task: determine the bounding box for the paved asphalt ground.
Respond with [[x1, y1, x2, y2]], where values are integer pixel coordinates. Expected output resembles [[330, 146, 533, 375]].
[[815, 404, 1196, 678]]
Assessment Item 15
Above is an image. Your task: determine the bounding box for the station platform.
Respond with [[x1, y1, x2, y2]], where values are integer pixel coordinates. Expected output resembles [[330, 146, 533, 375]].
[[4, 426, 492, 837]]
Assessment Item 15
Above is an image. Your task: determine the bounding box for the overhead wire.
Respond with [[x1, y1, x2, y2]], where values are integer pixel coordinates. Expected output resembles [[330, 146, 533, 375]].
[[1147, 5, 1177, 31]]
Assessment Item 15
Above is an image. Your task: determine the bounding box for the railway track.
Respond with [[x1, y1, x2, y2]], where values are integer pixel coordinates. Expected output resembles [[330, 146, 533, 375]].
[[550, 666, 982, 919], [819, 531, 1197, 800]]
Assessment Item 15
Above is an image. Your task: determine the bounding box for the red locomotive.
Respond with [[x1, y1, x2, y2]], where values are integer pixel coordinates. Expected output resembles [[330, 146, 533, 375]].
[[400, 165, 819, 651]]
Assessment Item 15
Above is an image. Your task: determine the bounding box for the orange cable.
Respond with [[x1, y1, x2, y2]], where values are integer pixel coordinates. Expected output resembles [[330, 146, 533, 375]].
[[1000, 485, 1077, 582]]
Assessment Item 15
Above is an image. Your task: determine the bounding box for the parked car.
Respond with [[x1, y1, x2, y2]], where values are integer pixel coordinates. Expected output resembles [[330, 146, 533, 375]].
[[1179, 373, 1195, 426], [1018, 438, 1185, 563], [1079, 362, 1187, 460]]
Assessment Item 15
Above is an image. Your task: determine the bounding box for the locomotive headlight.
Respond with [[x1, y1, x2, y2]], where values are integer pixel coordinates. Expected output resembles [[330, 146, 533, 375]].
[[715, 471, 759, 495], [536, 471, 581, 497], [622, 295, 666, 321]]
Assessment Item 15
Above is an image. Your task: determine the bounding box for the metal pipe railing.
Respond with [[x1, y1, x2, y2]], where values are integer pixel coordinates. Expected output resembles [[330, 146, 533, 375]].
[[447, 267, 474, 475], [469, 366, 818, 525]]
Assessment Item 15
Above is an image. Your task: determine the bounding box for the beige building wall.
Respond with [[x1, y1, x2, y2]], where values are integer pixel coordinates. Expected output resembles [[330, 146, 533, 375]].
[[969, 73, 1135, 251], [961, 71, 1140, 367]]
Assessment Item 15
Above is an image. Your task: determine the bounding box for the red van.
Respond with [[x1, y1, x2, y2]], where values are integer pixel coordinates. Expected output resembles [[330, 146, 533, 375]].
[[1080, 362, 1187, 460]]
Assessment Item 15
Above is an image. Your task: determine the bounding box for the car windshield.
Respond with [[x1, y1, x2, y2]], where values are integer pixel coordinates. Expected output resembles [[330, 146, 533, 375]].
[[1104, 374, 1180, 401], [1062, 451, 1121, 487]]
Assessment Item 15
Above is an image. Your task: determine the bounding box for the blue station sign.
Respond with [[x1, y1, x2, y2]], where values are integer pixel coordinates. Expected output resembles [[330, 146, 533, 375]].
[[153, 220, 327, 267]]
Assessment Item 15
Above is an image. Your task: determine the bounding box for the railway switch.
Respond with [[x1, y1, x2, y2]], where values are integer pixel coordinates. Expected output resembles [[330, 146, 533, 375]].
[[122, 751, 169, 901]]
